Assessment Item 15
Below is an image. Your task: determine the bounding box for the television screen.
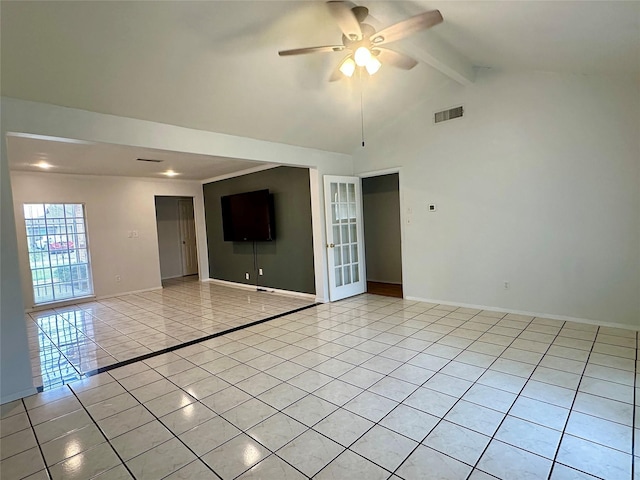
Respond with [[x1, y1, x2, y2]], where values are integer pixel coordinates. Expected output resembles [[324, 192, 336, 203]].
[[221, 189, 275, 241]]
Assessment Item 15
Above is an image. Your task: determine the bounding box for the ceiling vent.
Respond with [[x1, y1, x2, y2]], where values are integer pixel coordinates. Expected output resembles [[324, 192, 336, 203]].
[[136, 158, 164, 163], [434, 106, 463, 124]]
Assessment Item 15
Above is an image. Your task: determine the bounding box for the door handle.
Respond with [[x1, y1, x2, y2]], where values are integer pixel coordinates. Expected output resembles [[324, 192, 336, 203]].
[[327, 243, 335, 248]]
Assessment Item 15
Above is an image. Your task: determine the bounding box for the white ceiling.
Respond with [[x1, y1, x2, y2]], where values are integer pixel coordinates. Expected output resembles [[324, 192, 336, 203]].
[[6, 134, 271, 181], [2, 1, 639, 158]]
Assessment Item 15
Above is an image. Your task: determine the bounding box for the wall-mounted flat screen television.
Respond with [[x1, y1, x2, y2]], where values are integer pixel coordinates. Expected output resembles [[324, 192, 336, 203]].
[[221, 189, 275, 241]]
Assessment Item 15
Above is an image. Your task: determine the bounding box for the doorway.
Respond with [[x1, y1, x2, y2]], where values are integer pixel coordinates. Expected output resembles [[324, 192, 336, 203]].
[[362, 173, 403, 298], [155, 196, 198, 280]]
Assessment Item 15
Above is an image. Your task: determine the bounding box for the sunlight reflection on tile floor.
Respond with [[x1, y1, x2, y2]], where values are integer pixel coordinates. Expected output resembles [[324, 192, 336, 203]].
[[3, 289, 638, 479], [26, 278, 314, 390]]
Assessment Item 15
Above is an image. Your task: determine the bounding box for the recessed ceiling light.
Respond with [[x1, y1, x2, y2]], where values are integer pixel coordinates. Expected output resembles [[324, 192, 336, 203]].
[[162, 170, 179, 177], [34, 161, 52, 169]]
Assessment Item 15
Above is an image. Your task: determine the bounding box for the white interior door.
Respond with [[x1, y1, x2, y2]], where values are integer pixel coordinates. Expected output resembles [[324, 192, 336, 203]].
[[324, 175, 366, 301], [178, 199, 198, 276]]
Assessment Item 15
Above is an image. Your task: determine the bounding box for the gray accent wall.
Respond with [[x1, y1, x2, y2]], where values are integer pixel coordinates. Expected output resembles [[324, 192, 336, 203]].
[[203, 166, 315, 294], [362, 173, 402, 284]]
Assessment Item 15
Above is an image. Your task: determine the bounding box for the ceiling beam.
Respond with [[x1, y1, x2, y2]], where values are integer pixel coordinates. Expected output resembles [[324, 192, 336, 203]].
[[402, 30, 475, 86], [366, 2, 475, 86]]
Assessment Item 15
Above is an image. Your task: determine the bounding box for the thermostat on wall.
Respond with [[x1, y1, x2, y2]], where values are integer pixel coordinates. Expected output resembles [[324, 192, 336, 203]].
[[428, 204, 437, 212]]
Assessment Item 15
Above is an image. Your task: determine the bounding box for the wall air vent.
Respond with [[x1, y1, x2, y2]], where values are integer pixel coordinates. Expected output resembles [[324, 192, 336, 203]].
[[136, 158, 164, 163], [434, 106, 463, 124]]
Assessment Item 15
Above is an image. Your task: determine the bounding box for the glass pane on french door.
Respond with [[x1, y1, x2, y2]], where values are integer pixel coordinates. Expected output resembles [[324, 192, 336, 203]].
[[23, 203, 94, 304], [330, 182, 359, 287]]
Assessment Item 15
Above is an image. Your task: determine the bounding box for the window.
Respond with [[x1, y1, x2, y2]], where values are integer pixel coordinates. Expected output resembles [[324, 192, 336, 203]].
[[23, 203, 94, 304]]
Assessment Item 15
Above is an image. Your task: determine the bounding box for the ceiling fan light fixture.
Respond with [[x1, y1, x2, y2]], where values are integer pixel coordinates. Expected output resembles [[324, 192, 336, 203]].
[[354, 46, 371, 67], [365, 56, 381, 75], [339, 57, 356, 77]]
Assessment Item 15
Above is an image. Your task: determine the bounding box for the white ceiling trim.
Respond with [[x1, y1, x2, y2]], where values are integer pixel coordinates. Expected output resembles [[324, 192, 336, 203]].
[[200, 163, 281, 185]]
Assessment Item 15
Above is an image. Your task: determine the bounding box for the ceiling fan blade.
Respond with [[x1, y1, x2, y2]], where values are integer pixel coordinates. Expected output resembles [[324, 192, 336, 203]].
[[278, 45, 345, 56], [374, 48, 418, 70], [371, 10, 443, 45], [327, 1, 362, 40]]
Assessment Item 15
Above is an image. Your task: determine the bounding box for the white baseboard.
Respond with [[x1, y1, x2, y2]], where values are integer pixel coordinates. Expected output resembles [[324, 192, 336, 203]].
[[204, 278, 316, 301], [367, 280, 402, 285], [161, 274, 185, 280], [1, 386, 38, 405], [405, 295, 639, 331], [26, 295, 96, 313], [96, 286, 163, 300], [25, 286, 164, 313]]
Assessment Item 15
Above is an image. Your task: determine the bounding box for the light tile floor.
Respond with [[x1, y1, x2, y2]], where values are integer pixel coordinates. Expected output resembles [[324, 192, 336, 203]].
[[25, 278, 314, 389], [2, 291, 638, 479]]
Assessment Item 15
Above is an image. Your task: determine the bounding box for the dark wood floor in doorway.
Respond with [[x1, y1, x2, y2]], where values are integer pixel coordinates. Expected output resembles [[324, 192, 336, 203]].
[[367, 281, 403, 298]]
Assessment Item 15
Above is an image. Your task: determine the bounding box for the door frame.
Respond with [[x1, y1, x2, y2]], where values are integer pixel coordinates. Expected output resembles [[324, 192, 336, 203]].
[[178, 197, 198, 276], [357, 167, 406, 296], [154, 195, 199, 281]]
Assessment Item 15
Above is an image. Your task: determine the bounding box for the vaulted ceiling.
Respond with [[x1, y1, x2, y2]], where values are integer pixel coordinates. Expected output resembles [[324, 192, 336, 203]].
[[2, 1, 639, 156]]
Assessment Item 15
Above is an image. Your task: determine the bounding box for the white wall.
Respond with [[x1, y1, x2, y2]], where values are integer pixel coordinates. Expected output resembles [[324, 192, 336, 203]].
[[155, 196, 185, 280], [1, 144, 36, 403], [11, 172, 207, 308], [354, 70, 640, 328]]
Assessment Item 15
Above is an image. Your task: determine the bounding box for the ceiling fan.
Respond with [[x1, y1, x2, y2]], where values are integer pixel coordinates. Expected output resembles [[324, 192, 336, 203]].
[[278, 1, 443, 81]]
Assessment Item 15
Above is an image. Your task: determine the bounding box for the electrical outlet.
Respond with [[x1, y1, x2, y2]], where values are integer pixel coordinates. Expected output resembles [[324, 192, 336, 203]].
[[245, 272, 250, 280], [115, 275, 121, 282], [259, 268, 263, 276], [504, 281, 510, 290]]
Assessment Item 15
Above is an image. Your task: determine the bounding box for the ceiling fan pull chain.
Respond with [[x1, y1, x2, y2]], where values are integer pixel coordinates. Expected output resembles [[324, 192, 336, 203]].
[[360, 68, 365, 147]]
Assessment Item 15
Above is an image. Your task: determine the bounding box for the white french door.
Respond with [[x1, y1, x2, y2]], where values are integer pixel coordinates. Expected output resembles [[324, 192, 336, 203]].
[[323, 175, 366, 301]]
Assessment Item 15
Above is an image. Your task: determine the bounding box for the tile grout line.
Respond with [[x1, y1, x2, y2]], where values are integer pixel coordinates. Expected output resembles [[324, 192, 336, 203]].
[[632, 329, 638, 480], [18, 296, 636, 480], [546, 326, 600, 480], [312, 308, 514, 478], [20, 397, 54, 480], [31, 284, 313, 390], [81, 303, 320, 378], [394, 312, 555, 479], [126, 302, 427, 478], [100, 343, 327, 479], [257, 304, 439, 478], [314, 308, 572, 477], [67, 385, 139, 479], [85, 307, 631, 480], [30, 302, 320, 393], [25, 298, 316, 476], [334, 309, 631, 479], [99, 372, 226, 479], [95, 312, 339, 478], [29, 313, 84, 388], [465, 318, 579, 479], [369, 310, 519, 473]]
